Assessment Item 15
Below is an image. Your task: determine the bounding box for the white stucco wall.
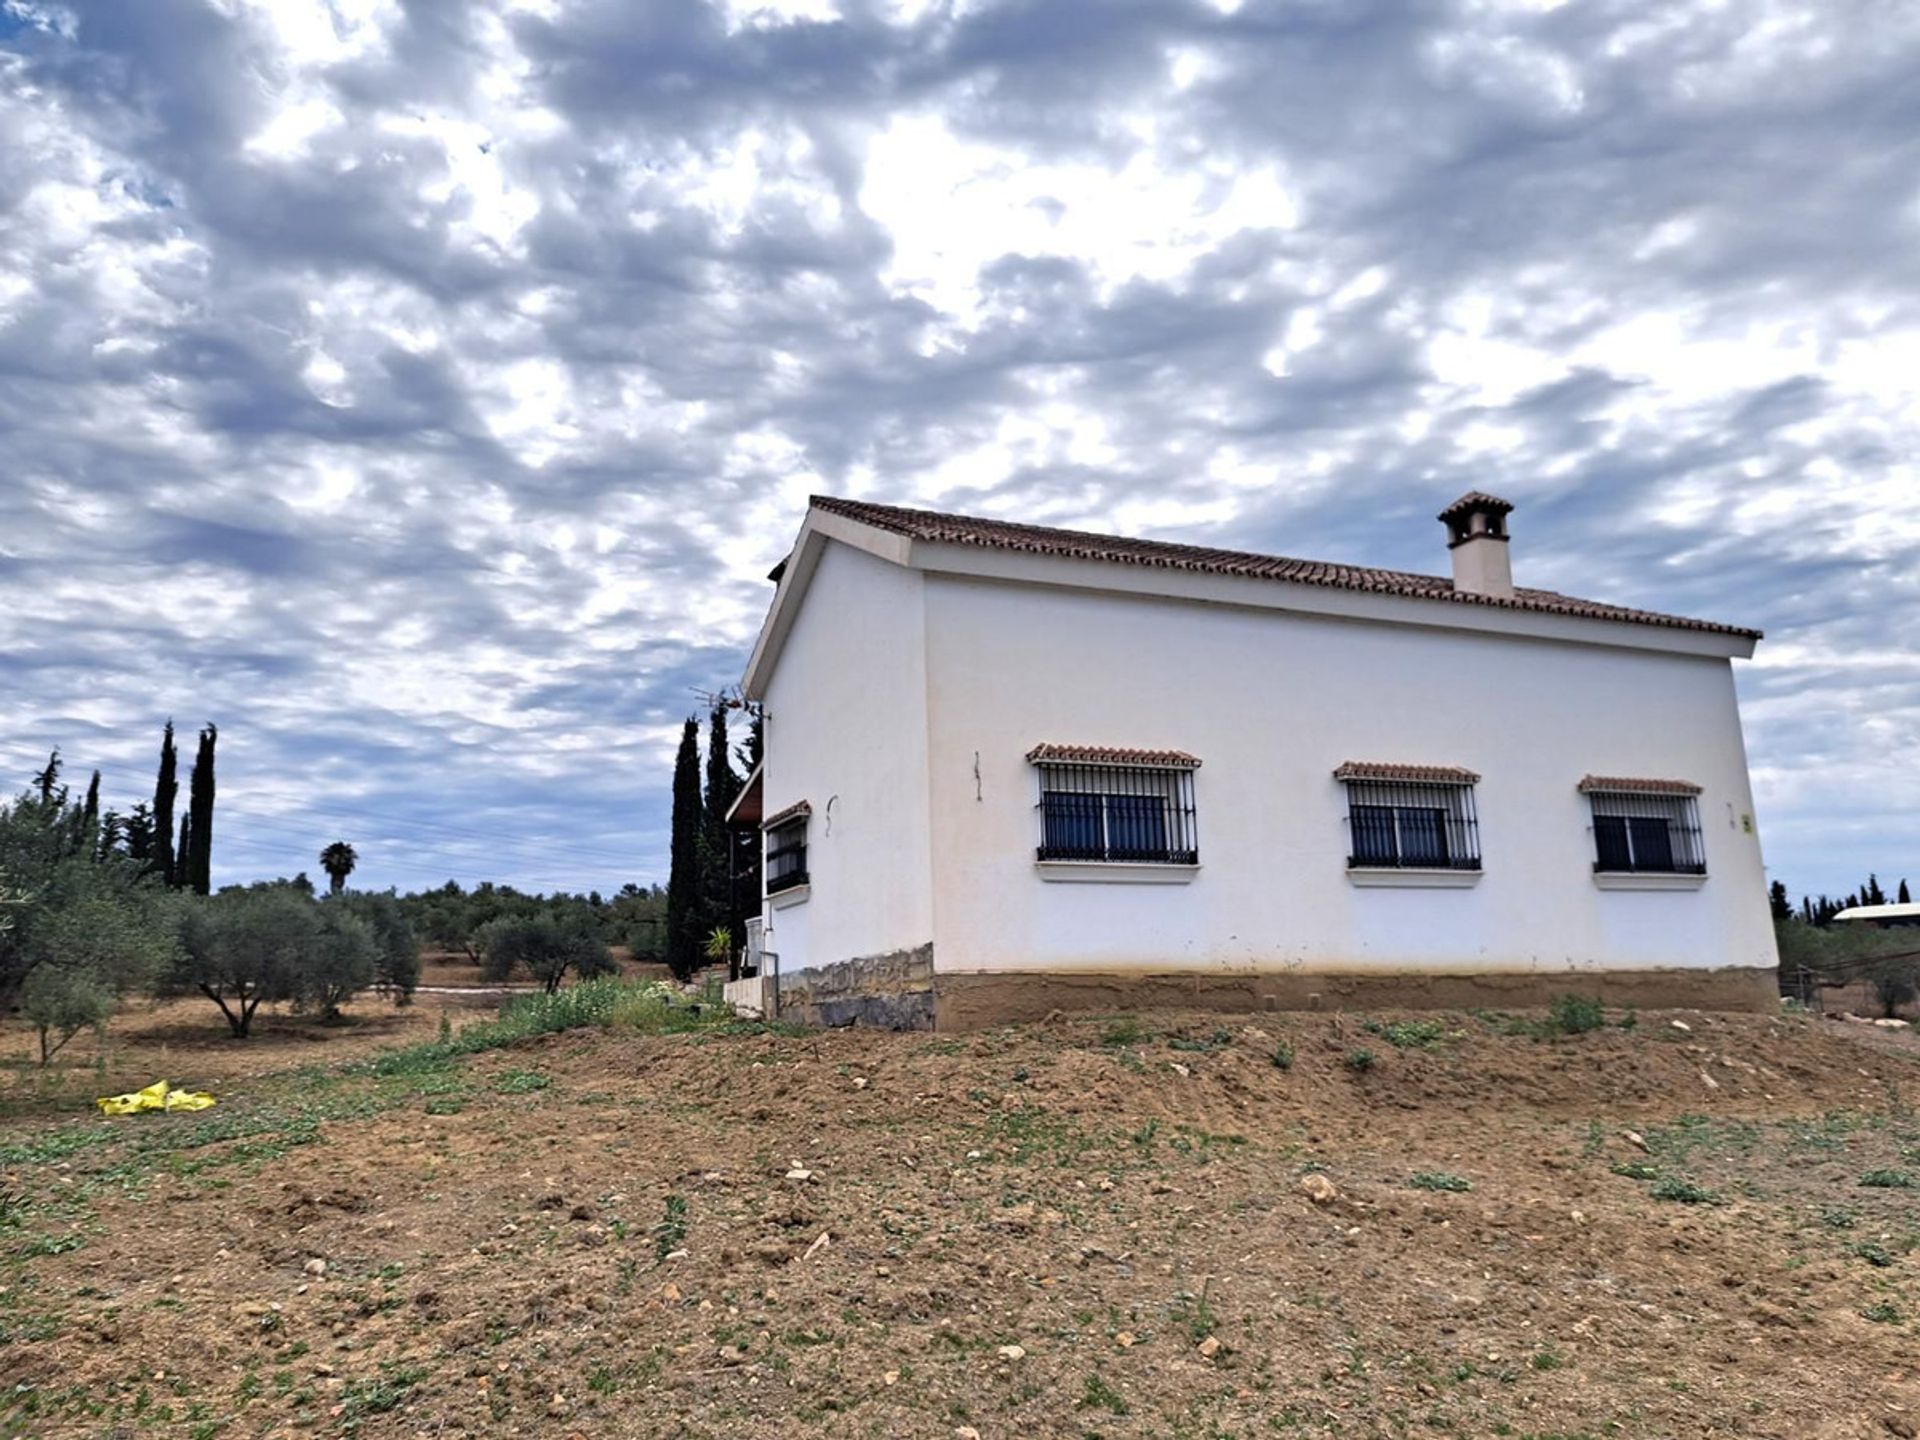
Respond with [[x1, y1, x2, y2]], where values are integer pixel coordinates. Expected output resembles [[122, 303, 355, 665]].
[[757, 541, 934, 977], [920, 574, 1777, 979]]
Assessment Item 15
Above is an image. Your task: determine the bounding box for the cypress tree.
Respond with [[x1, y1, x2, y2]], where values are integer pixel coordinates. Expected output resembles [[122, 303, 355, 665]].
[[187, 723, 216, 896], [32, 750, 62, 806], [77, 770, 101, 857], [665, 717, 704, 981], [153, 720, 179, 886], [1768, 880, 1790, 922], [177, 812, 192, 890], [702, 705, 744, 952], [1901, 879, 1913, 906]]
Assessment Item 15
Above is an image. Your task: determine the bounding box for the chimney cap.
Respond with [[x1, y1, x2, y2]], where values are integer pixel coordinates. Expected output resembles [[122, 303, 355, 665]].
[[1437, 490, 1516, 524]]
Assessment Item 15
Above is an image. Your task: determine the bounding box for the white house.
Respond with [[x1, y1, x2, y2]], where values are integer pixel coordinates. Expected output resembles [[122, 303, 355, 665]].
[[726, 491, 1779, 1028]]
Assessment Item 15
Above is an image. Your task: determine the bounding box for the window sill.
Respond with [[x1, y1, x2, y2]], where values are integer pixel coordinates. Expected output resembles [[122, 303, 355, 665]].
[[1593, 872, 1708, 891], [1346, 867, 1483, 889], [1036, 861, 1200, 885], [768, 883, 811, 909]]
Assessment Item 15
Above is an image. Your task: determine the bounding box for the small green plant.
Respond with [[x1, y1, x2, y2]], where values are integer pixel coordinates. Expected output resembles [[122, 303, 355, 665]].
[[1650, 1176, 1720, 1205], [1078, 1373, 1129, 1416], [1853, 1241, 1895, 1268], [1610, 1162, 1659, 1181], [493, 1069, 550, 1095], [1344, 1049, 1376, 1073], [1408, 1171, 1472, 1193], [1175, 1280, 1217, 1341], [1101, 1016, 1151, 1048], [1818, 1207, 1857, 1229], [1861, 1301, 1903, 1324], [1858, 1169, 1916, 1189], [1271, 1041, 1293, 1071], [653, 1194, 688, 1260], [1531, 1348, 1565, 1371], [1548, 994, 1605, 1035], [1362, 1018, 1454, 1050]]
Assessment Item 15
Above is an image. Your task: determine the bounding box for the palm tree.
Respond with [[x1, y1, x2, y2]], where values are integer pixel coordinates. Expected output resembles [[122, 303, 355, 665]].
[[319, 841, 358, 896]]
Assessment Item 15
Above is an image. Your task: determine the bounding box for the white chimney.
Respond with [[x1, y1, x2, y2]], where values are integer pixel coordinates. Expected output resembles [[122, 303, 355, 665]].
[[1438, 491, 1515, 598]]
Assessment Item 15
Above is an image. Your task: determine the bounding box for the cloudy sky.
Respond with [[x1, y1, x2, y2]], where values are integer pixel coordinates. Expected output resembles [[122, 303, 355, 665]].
[[2, 0, 1915, 903]]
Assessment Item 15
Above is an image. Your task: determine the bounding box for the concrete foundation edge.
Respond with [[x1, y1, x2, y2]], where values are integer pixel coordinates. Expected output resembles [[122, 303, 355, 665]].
[[931, 966, 1781, 1031]]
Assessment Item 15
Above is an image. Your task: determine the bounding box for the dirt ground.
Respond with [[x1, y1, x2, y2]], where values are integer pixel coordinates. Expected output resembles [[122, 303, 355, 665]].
[[4, 1002, 1920, 1439]]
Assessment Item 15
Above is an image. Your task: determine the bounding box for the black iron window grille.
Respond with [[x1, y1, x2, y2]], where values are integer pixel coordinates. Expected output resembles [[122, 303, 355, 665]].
[[764, 816, 809, 894], [1586, 791, 1705, 875], [1034, 761, 1198, 865], [1342, 779, 1482, 870]]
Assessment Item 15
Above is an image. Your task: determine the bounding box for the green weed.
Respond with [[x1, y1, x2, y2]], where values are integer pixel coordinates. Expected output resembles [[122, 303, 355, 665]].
[[1548, 994, 1605, 1035], [1649, 1177, 1720, 1205]]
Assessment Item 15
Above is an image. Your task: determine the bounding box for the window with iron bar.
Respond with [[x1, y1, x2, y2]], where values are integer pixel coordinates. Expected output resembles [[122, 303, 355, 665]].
[[764, 816, 809, 893], [1587, 791, 1705, 875], [1342, 779, 1482, 870], [1033, 760, 1198, 865]]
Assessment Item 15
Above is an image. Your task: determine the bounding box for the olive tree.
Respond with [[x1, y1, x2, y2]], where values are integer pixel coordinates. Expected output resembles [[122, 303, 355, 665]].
[[474, 913, 616, 995], [170, 884, 384, 1036], [337, 891, 419, 1004], [1, 789, 178, 1062]]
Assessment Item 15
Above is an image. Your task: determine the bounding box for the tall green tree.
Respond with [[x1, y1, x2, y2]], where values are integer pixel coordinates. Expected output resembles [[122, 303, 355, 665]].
[[33, 750, 63, 806], [186, 723, 216, 896], [79, 771, 100, 852], [665, 716, 704, 981], [1901, 879, 1913, 906], [153, 721, 179, 886], [319, 841, 358, 895], [0, 779, 177, 1053], [123, 802, 155, 867], [702, 704, 745, 958], [1768, 880, 1791, 922]]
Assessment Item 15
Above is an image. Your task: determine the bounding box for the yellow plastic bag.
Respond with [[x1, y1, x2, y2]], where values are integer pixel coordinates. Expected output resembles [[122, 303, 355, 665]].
[[95, 1080, 216, 1115]]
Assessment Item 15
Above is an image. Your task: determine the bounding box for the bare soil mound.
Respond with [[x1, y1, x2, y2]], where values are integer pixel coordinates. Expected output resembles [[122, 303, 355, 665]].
[[4, 1007, 1918, 1438]]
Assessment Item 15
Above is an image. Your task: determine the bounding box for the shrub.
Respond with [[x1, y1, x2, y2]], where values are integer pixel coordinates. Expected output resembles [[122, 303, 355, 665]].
[[1363, 1018, 1454, 1050], [1649, 1176, 1719, 1205], [1271, 1041, 1294, 1071], [1858, 1170, 1916, 1190], [1101, 1016, 1151, 1048], [1344, 1049, 1376, 1073], [1408, 1171, 1472, 1192], [1548, 994, 1606, 1035]]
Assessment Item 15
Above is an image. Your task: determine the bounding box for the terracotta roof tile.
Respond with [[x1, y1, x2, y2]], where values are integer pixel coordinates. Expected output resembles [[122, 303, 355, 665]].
[[1334, 761, 1481, 785], [1577, 775, 1703, 797], [762, 799, 812, 829], [810, 495, 1760, 640], [1027, 743, 1202, 769]]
